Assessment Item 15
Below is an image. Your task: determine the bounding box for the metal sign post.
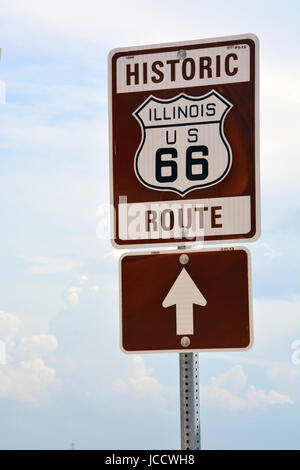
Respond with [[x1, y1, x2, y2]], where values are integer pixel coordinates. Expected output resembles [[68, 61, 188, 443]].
[[178, 245, 200, 451], [179, 352, 201, 450]]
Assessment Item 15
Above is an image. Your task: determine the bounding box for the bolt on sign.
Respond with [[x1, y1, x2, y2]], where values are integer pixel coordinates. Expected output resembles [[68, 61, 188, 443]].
[[119, 247, 253, 353], [108, 34, 260, 248]]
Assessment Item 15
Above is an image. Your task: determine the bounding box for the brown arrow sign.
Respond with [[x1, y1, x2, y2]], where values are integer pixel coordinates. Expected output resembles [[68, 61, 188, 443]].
[[119, 247, 252, 353]]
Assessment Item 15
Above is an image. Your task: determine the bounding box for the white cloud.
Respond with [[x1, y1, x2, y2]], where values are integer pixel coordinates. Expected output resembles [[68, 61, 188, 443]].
[[79, 275, 89, 285], [246, 385, 294, 407], [20, 255, 82, 274], [65, 280, 101, 303], [201, 383, 246, 411], [0, 310, 21, 337], [112, 361, 294, 413], [89, 285, 100, 293], [0, 358, 57, 403], [0, 309, 59, 402], [20, 335, 58, 357], [200, 353, 300, 394], [201, 365, 248, 411], [64, 276, 111, 304], [129, 356, 163, 395], [267, 364, 299, 382], [112, 355, 165, 407], [67, 286, 80, 304], [210, 365, 247, 394], [201, 366, 294, 411]]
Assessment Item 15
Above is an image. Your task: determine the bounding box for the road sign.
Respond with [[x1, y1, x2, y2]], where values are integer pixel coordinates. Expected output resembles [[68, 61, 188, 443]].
[[109, 34, 260, 248], [119, 247, 252, 353]]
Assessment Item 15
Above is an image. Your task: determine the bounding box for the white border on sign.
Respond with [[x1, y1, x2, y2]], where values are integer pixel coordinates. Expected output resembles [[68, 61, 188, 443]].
[[118, 246, 253, 354], [108, 34, 260, 249]]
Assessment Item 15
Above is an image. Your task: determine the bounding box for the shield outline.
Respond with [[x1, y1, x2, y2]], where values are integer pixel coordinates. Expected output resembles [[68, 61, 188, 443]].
[[133, 89, 233, 196]]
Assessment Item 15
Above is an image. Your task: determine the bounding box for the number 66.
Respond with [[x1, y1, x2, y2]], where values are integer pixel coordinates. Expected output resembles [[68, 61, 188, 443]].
[[155, 145, 209, 183]]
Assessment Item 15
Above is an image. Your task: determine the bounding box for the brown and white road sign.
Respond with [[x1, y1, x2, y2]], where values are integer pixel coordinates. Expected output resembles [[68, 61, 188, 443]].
[[109, 34, 260, 248], [119, 247, 253, 353]]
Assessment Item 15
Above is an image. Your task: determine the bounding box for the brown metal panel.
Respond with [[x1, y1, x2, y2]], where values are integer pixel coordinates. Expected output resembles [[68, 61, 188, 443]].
[[109, 35, 259, 247], [120, 247, 252, 353]]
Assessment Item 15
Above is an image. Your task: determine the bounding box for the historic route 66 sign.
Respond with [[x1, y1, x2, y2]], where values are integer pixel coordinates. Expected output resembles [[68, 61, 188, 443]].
[[109, 34, 260, 248], [134, 90, 232, 195]]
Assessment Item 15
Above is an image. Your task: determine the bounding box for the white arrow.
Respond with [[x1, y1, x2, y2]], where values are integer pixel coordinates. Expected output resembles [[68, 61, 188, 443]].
[[162, 268, 207, 335]]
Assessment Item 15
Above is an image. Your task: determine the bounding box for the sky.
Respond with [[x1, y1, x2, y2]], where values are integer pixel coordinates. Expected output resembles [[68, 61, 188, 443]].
[[0, 0, 299, 450]]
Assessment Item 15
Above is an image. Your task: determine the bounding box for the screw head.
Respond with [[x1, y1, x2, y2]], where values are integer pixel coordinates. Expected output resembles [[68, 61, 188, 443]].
[[177, 49, 187, 60], [179, 254, 189, 265], [181, 336, 191, 347]]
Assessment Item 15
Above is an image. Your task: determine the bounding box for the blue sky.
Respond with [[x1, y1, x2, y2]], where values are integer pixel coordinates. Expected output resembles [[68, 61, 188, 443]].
[[0, 0, 299, 450]]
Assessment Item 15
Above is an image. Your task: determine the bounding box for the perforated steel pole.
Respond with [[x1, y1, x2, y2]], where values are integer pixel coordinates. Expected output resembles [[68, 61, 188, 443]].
[[179, 352, 201, 450]]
